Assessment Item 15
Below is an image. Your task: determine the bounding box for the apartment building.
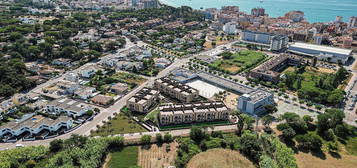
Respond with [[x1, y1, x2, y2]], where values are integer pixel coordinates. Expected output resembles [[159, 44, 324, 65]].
[[126, 87, 159, 113], [154, 77, 199, 103], [238, 90, 274, 115], [249, 54, 302, 83], [45, 98, 92, 118], [159, 101, 229, 126], [241, 30, 289, 52]]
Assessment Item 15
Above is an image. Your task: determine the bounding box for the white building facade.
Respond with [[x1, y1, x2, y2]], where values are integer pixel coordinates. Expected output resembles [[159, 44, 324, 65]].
[[288, 42, 352, 64], [238, 90, 274, 115]]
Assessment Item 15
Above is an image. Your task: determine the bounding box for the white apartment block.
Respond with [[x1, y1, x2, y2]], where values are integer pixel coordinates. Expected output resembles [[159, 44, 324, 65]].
[[238, 90, 274, 115], [223, 22, 237, 34], [0, 114, 73, 138], [155, 77, 199, 103], [159, 101, 229, 126], [241, 30, 288, 51], [45, 98, 92, 118]]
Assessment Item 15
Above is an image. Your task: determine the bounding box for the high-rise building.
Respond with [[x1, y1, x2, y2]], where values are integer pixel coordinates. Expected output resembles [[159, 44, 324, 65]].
[[347, 16, 357, 29], [313, 35, 323, 45], [143, 0, 158, 9], [131, 0, 138, 7], [241, 30, 289, 51], [271, 35, 289, 51], [335, 16, 343, 23], [251, 8, 265, 17], [222, 22, 237, 34]]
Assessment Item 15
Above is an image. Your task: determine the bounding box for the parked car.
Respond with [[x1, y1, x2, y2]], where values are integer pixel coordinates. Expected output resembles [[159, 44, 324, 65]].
[[15, 144, 25, 148]]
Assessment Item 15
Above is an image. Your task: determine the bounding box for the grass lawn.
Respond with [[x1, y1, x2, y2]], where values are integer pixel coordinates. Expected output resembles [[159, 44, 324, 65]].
[[210, 50, 265, 74], [346, 137, 357, 155], [108, 146, 138, 168], [144, 109, 159, 124], [91, 113, 146, 137]]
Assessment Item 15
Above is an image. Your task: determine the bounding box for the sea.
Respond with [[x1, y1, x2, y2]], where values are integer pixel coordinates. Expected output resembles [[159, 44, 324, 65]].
[[159, 0, 357, 23]]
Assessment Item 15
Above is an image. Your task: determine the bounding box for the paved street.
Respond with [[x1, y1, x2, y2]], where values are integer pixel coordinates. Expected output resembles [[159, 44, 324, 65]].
[[343, 57, 357, 126]]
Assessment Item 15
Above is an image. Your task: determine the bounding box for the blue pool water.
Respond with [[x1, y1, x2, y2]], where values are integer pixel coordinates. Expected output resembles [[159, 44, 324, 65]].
[[160, 0, 357, 23]]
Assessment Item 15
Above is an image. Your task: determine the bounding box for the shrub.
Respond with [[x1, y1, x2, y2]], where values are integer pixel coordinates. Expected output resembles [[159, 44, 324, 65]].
[[140, 135, 152, 145], [156, 133, 163, 144], [164, 133, 173, 142], [49, 139, 64, 153], [295, 133, 323, 151]]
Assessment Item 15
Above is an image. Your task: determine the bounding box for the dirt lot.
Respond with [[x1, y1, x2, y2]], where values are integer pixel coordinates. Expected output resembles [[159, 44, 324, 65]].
[[223, 92, 239, 109], [295, 150, 357, 168], [138, 142, 178, 168], [203, 39, 231, 49], [187, 148, 255, 168], [306, 66, 336, 74]]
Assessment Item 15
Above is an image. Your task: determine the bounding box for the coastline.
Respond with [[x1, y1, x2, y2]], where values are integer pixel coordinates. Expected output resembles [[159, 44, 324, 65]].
[[158, 0, 357, 23]]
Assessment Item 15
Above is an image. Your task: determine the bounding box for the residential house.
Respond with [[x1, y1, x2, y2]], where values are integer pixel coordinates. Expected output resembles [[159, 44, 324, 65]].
[[91, 94, 113, 105], [110, 83, 129, 95], [155, 58, 171, 68], [74, 86, 96, 100], [80, 67, 97, 78], [52, 58, 72, 67]]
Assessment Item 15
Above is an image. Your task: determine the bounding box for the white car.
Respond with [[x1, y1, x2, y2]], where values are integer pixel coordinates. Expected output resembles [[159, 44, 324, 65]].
[[16, 144, 25, 148]]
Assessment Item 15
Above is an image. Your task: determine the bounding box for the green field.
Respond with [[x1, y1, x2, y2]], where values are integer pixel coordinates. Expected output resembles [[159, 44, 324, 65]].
[[108, 146, 139, 168], [91, 113, 147, 137], [209, 50, 266, 74]]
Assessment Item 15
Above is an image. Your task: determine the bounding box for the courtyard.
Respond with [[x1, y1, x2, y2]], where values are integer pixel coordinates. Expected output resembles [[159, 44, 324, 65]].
[[186, 79, 224, 98]]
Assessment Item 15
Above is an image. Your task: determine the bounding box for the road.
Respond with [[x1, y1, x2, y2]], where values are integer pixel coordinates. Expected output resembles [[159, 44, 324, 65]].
[[343, 56, 357, 126]]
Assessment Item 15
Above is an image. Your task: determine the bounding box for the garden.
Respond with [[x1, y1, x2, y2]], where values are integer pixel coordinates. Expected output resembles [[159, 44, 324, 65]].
[[208, 50, 266, 74]]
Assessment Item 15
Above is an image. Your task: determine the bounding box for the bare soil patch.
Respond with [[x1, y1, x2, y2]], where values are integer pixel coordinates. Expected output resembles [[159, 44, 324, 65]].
[[295, 151, 357, 168], [138, 142, 178, 168], [187, 148, 255, 168]]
